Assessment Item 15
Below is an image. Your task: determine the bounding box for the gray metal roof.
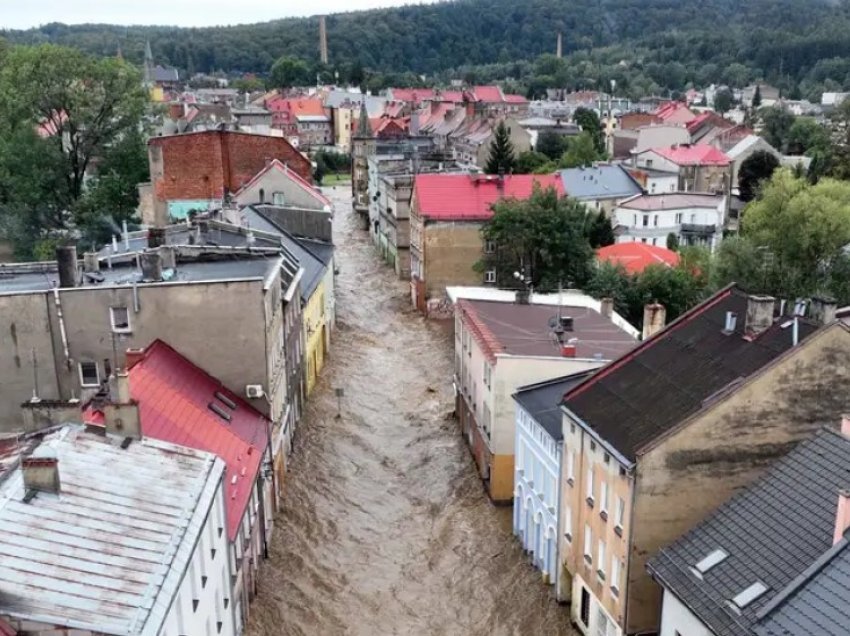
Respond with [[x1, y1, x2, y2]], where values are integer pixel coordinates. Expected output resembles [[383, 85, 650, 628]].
[[559, 164, 643, 200], [647, 428, 850, 636], [513, 371, 594, 441], [0, 425, 224, 635]]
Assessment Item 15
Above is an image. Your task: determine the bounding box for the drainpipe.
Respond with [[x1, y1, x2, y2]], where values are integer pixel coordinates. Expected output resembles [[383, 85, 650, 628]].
[[256, 471, 269, 560], [554, 439, 564, 598], [52, 287, 70, 364], [623, 463, 638, 634]]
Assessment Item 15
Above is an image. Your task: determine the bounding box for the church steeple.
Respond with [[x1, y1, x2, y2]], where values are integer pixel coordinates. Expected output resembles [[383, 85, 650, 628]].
[[357, 99, 372, 138]]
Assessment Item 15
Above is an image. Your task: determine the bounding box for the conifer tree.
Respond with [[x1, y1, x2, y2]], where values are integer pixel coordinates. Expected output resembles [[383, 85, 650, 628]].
[[485, 121, 516, 174]]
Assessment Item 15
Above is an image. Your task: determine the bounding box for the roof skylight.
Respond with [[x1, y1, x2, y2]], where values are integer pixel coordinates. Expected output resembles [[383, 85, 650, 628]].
[[693, 548, 728, 576], [731, 581, 768, 609]]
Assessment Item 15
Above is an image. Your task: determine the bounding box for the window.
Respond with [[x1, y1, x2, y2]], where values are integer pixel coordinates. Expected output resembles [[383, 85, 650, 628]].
[[584, 525, 592, 564], [110, 306, 131, 333], [675, 212, 682, 224], [273, 192, 286, 205], [565, 505, 572, 542], [690, 213, 697, 223], [731, 581, 769, 609], [645, 159, 653, 167], [484, 239, 496, 254], [611, 556, 621, 596], [586, 467, 594, 504], [642, 214, 648, 227], [603, 452, 610, 464], [600, 481, 609, 518], [597, 540, 606, 579], [632, 214, 637, 226], [653, 215, 658, 227], [484, 270, 496, 284], [615, 496, 625, 534], [483, 362, 492, 388], [103, 358, 112, 379], [79, 361, 100, 387], [590, 440, 596, 452], [259, 188, 265, 204], [695, 548, 728, 575]]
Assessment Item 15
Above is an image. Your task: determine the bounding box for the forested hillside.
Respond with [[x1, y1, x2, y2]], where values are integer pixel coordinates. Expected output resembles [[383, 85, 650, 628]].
[[4, 0, 850, 98]]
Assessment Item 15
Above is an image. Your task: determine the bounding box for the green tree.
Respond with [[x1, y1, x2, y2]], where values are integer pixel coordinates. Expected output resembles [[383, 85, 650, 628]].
[[536, 130, 568, 161], [738, 150, 780, 202], [515, 151, 550, 174], [752, 84, 762, 108], [713, 88, 733, 114], [573, 107, 605, 154], [269, 55, 310, 89], [558, 132, 603, 168], [759, 106, 795, 152], [666, 233, 680, 251], [786, 117, 829, 155], [477, 185, 594, 290], [484, 121, 516, 175], [584, 209, 615, 248], [232, 75, 265, 93]]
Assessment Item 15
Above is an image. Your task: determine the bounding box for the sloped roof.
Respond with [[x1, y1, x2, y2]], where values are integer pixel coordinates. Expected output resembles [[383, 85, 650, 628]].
[[0, 424, 223, 635], [387, 88, 436, 103], [559, 164, 643, 200], [84, 340, 267, 541], [648, 428, 850, 636], [655, 101, 696, 123], [650, 143, 731, 166], [617, 192, 725, 211], [563, 285, 819, 461], [596, 242, 680, 275], [234, 158, 331, 207], [726, 135, 780, 161], [514, 371, 596, 441], [414, 174, 563, 221], [471, 85, 505, 103], [504, 93, 530, 104]]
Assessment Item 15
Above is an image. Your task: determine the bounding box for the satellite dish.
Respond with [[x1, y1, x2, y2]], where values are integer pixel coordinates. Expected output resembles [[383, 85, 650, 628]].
[[548, 316, 559, 329]]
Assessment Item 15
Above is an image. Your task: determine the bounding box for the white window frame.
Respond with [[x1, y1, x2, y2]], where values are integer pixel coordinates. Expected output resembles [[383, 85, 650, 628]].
[[584, 525, 592, 563], [484, 270, 496, 284], [615, 496, 625, 531], [611, 556, 621, 597], [586, 467, 594, 503], [110, 306, 131, 333], [272, 191, 286, 205], [484, 239, 496, 254], [78, 361, 100, 388], [597, 540, 606, 579], [600, 481, 609, 516], [567, 450, 575, 484]]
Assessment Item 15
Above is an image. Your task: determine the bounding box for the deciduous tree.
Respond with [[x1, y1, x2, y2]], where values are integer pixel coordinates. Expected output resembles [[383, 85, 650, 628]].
[[738, 150, 780, 201]]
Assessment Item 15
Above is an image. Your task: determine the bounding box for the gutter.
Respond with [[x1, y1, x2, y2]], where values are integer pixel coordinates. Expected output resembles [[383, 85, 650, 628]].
[[560, 405, 635, 470]]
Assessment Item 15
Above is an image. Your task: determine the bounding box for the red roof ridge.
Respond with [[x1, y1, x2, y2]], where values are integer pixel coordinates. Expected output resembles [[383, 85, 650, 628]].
[[564, 285, 736, 401], [459, 299, 505, 362]]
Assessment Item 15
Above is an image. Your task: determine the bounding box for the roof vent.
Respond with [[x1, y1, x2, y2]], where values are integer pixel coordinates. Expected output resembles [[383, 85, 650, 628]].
[[208, 402, 232, 422], [22, 446, 60, 496], [215, 391, 237, 410], [722, 311, 737, 335]]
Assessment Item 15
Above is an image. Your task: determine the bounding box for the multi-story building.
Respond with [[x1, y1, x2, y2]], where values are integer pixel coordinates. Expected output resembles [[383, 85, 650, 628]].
[[454, 295, 637, 502], [648, 423, 850, 636], [233, 158, 332, 211], [559, 165, 644, 216], [612, 192, 726, 250], [0, 423, 234, 636], [410, 173, 563, 314], [513, 370, 594, 584], [633, 143, 731, 194], [556, 287, 850, 636]]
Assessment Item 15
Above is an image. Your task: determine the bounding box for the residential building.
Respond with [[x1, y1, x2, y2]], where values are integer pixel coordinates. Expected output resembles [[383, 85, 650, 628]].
[[686, 111, 734, 145], [322, 90, 387, 149], [410, 174, 563, 314], [633, 144, 731, 194], [595, 243, 680, 275], [722, 134, 781, 189], [84, 341, 274, 632], [518, 116, 581, 149], [557, 287, 850, 636], [742, 84, 780, 108], [648, 424, 850, 636], [145, 130, 311, 224], [233, 158, 332, 211], [0, 238, 301, 460], [514, 371, 595, 585], [655, 101, 696, 125], [0, 423, 234, 636], [451, 116, 532, 168], [612, 192, 726, 250], [455, 296, 637, 502], [612, 123, 690, 160], [624, 166, 679, 195], [559, 165, 643, 216]]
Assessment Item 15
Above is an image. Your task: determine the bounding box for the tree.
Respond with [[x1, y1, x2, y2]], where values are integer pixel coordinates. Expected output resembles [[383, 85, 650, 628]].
[[738, 150, 780, 202], [536, 130, 568, 161], [558, 132, 603, 168], [484, 121, 516, 175], [477, 185, 595, 290], [713, 88, 733, 114], [269, 55, 310, 89], [515, 151, 550, 174], [759, 106, 795, 152], [232, 75, 265, 93], [584, 209, 614, 248], [573, 107, 605, 154], [752, 84, 762, 108], [786, 117, 829, 155], [666, 233, 680, 251], [0, 44, 147, 258]]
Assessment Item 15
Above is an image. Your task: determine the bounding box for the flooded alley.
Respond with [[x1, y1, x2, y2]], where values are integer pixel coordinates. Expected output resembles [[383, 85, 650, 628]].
[[247, 187, 575, 636]]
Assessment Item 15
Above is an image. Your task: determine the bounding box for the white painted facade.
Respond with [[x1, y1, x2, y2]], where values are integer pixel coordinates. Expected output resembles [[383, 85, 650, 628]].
[[234, 159, 331, 210], [644, 173, 679, 195], [658, 588, 714, 636], [633, 125, 690, 154], [513, 403, 561, 585], [613, 197, 726, 251], [573, 574, 623, 636]]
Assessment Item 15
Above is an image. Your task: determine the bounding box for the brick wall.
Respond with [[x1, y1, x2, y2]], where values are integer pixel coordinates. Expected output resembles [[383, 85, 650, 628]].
[[149, 131, 312, 206]]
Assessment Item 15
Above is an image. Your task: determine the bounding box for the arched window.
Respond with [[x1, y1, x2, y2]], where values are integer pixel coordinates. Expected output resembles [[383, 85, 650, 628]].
[[259, 188, 265, 203]]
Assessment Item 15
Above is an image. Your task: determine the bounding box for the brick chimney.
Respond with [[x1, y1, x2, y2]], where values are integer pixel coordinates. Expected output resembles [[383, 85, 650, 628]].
[[745, 295, 775, 336], [642, 303, 666, 340], [22, 447, 60, 495], [104, 370, 141, 439], [835, 490, 850, 544], [600, 298, 614, 319], [810, 295, 837, 325], [125, 348, 145, 370]]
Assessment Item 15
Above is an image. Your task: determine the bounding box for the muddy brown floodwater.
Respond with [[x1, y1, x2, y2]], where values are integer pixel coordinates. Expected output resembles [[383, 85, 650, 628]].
[[247, 187, 576, 636]]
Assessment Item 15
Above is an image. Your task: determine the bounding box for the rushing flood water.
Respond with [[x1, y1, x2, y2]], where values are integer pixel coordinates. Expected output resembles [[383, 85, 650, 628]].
[[247, 187, 575, 636]]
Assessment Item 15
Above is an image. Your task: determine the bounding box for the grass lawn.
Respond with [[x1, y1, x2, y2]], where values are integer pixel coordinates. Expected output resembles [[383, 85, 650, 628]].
[[322, 173, 352, 186]]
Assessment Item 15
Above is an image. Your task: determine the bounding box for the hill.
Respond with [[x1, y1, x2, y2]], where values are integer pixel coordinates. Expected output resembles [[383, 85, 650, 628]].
[[3, 0, 850, 98]]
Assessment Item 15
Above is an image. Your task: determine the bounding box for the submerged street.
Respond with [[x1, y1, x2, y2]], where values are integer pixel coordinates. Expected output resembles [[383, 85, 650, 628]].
[[247, 188, 575, 636]]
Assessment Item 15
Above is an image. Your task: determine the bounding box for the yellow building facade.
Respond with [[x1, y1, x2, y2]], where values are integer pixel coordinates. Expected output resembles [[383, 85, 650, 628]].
[[303, 281, 327, 396]]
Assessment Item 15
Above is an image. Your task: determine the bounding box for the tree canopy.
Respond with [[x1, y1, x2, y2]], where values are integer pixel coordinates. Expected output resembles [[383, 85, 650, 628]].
[[484, 121, 516, 175], [738, 150, 780, 202]]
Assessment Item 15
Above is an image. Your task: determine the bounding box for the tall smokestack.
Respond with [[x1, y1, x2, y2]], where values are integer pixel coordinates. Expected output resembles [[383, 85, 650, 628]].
[[557, 32, 563, 58], [319, 16, 329, 65]]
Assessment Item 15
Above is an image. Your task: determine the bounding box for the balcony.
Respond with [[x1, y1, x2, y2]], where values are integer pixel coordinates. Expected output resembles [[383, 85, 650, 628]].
[[680, 223, 718, 236]]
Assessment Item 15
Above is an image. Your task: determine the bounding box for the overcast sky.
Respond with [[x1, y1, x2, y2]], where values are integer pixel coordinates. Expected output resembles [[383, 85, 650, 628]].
[[3, 0, 433, 30]]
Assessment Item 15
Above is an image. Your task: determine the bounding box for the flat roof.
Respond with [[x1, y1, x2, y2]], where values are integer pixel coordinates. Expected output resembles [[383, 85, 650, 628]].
[[0, 425, 224, 635]]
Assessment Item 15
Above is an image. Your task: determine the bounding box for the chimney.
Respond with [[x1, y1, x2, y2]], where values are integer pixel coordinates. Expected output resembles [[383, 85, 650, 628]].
[[148, 227, 166, 249], [22, 446, 61, 495], [104, 370, 141, 439], [723, 311, 738, 334], [835, 490, 850, 545], [642, 303, 666, 340], [159, 245, 177, 271], [410, 110, 420, 136], [810, 295, 837, 325], [560, 315, 574, 332], [516, 289, 531, 305], [600, 298, 614, 318], [82, 251, 100, 273], [561, 339, 577, 357], [55, 245, 78, 288], [745, 295, 775, 336], [125, 348, 145, 370], [140, 250, 163, 282]]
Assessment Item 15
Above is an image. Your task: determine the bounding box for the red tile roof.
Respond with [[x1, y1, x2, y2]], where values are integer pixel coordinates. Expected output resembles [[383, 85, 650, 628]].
[[414, 174, 564, 221], [84, 340, 268, 541], [651, 143, 730, 166], [0, 618, 15, 636], [655, 101, 696, 124], [389, 88, 436, 103], [471, 85, 505, 103], [438, 90, 465, 103], [596, 243, 680, 275], [504, 94, 529, 104]]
